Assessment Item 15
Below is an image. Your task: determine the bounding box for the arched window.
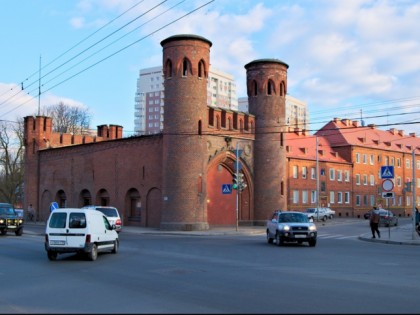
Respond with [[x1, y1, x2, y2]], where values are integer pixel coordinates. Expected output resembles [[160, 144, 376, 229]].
[[183, 58, 192, 76], [267, 79, 275, 95], [198, 60, 205, 78], [165, 59, 173, 78], [280, 81, 285, 96]]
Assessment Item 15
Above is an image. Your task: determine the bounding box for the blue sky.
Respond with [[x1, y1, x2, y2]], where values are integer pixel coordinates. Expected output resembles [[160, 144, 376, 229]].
[[1, 0, 420, 136]]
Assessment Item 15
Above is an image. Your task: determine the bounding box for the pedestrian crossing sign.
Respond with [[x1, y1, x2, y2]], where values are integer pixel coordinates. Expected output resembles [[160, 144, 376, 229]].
[[380, 166, 394, 179], [222, 184, 232, 194]]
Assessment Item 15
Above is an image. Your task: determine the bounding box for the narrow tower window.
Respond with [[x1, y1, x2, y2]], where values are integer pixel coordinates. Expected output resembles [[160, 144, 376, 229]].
[[183, 58, 191, 76], [253, 80, 258, 96], [280, 81, 285, 96], [267, 79, 275, 95], [198, 60, 205, 78]]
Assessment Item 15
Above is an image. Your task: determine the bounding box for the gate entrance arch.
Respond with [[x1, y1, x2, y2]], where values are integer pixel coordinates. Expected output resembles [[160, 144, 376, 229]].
[[206, 152, 252, 226]]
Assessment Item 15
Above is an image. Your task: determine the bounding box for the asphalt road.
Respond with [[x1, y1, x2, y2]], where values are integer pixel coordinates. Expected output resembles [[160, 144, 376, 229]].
[[1, 218, 419, 314]]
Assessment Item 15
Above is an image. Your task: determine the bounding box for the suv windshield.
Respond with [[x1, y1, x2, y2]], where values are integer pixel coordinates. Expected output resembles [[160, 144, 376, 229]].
[[279, 213, 308, 223], [0, 206, 16, 215], [95, 207, 118, 217]]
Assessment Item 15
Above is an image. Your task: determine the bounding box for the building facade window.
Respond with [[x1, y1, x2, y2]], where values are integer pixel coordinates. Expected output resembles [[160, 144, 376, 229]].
[[356, 174, 360, 185], [311, 190, 317, 203], [330, 191, 335, 204], [329, 168, 335, 180], [355, 153, 360, 163], [406, 158, 411, 169], [292, 190, 299, 204], [397, 158, 401, 168], [370, 175, 375, 186], [302, 167, 307, 179], [345, 192, 350, 204], [363, 174, 368, 185], [363, 154, 367, 164], [345, 170, 350, 182], [337, 170, 343, 182], [370, 154, 374, 165], [370, 195, 375, 206], [356, 195, 361, 206], [337, 192, 343, 204], [311, 168, 316, 180], [302, 190, 308, 203], [292, 165, 298, 178]]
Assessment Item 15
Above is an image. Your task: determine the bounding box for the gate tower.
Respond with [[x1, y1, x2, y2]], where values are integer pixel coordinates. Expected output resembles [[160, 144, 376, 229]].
[[160, 34, 212, 230], [245, 59, 289, 221]]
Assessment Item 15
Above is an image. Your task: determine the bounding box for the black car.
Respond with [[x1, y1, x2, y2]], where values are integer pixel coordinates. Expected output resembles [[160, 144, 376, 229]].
[[0, 203, 24, 236]]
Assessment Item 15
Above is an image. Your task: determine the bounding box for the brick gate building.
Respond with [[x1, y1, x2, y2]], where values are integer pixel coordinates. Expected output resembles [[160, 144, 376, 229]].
[[23, 34, 289, 230]]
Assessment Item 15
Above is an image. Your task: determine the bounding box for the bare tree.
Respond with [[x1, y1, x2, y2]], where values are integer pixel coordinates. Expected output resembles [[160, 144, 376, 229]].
[[0, 119, 24, 205], [41, 102, 91, 135]]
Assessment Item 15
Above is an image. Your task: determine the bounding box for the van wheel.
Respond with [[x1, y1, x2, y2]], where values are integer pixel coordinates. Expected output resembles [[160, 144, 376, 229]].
[[88, 244, 98, 261], [47, 251, 57, 261], [112, 240, 119, 254]]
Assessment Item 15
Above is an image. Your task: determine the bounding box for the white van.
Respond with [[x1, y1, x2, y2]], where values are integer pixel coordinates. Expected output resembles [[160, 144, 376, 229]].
[[45, 208, 119, 261]]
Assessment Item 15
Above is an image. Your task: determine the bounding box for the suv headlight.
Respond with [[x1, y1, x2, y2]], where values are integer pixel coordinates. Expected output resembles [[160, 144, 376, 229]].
[[309, 225, 317, 232], [281, 225, 290, 231], [0, 219, 4, 224]]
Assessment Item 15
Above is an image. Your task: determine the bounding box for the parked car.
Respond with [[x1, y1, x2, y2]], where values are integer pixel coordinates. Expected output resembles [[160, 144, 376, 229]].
[[323, 207, 335, 219], [304, 208, 328, 222], [378, 209, 398, 227], [364, 211, 372, 220], [82, 206, 122, 233], [266, 211, 317, 246]]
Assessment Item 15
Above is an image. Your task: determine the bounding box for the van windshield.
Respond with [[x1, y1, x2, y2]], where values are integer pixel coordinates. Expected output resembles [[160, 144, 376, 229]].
[[49, 212, 67, 228]]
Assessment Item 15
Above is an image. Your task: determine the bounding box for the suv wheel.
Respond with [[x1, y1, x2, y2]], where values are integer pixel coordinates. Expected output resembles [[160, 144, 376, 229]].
[[276, 233, 283, 246], [1, 229, 6, 235], [308, 239, 317, 247], [15, 228, 23, 236], [266, 231, 274, 244]]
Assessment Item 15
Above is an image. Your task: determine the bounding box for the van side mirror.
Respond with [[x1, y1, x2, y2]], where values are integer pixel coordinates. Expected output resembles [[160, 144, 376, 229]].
[[111, 224, 117, 230]]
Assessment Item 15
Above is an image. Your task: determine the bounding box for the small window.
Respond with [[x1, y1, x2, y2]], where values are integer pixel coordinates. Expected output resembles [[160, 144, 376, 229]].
[[69, 213, 87, 229]]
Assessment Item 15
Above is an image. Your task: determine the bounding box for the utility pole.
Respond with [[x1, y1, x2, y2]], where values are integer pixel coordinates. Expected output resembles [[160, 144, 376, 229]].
[[316, 136, 320, 222], [38, 55, 41, 115]]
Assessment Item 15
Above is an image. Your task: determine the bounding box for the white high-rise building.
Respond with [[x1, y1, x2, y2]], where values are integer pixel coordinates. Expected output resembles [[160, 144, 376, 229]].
[[134, 66, 238, 134], [237, 95, 309, 130]]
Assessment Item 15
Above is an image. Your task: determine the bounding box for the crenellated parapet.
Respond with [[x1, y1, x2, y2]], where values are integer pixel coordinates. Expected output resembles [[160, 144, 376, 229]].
[[23, 115, 123, 151], [207, 106, 255, 135]]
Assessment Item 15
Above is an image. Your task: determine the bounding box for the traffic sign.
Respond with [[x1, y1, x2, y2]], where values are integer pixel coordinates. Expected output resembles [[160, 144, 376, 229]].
[[382, 179, 394, 192], [50, 202, 59, 212], [382, 192, 395, 198], [222, 184, 232, 194], [380, 166, 394, 179]]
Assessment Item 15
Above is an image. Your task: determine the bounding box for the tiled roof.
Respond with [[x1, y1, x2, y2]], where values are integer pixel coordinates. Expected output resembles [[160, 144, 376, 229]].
[[315, 118, 420, 153], [285, 128, 349, 163]]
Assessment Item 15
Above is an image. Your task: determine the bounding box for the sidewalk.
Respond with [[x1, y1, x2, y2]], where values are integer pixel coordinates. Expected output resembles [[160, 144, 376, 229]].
[[358, 223, 420, 246]]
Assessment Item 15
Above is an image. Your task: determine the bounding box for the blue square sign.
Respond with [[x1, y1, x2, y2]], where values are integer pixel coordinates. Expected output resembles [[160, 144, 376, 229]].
[[381, 166, 394, 179]]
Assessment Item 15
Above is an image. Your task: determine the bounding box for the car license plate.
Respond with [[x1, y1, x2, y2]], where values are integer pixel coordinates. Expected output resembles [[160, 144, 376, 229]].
[[294, 234, 306, 238], [50, 240, 65, 245], [8, 225, 17, 228]]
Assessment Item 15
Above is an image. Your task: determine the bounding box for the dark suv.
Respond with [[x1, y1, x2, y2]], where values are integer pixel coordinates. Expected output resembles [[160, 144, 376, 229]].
[[0, 203, 24, 236]]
